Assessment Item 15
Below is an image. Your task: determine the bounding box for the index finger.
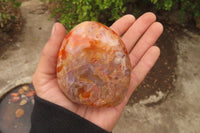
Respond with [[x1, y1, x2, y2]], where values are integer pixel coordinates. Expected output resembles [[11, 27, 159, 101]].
[[110, 14, 135, 36]]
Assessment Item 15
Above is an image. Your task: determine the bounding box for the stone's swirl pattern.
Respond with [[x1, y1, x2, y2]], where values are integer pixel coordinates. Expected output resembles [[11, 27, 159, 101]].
[[57, 21, 131, 107]]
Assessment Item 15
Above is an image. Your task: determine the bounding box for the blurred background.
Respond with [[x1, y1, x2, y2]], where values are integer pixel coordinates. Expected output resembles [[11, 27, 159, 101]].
[[0, 0, 200, 133]]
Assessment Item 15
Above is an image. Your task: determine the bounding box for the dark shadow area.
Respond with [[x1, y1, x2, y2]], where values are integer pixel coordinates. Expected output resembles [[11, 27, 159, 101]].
[[0, 84, 35, 133]]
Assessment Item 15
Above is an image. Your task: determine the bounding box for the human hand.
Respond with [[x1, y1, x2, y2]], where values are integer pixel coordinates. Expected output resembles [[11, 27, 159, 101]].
[[32, 12, 163, 132]]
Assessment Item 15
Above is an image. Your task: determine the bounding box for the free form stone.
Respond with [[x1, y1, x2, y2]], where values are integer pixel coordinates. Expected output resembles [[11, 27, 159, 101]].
[[57, 21, 131, 107]]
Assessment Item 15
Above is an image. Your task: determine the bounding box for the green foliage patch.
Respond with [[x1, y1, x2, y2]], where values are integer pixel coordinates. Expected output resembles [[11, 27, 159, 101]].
[[149, 0, 200, 21], [0, 0, 21, 31], [48, 0, 126, 30], [49, 0, 200, 29]]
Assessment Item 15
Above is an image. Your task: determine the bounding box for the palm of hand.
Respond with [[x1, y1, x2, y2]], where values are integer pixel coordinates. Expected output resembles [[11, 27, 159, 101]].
[[33, 13, 163, 132]]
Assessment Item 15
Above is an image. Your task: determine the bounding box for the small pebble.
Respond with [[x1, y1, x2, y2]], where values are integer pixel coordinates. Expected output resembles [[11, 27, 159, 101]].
[[19, 99, 27, 106], [10, 93, 19, 97], [11, 96, 20, 102], [26, 91, 36, 97], [8, 100, 11, 104], [22, 85, 30, 91], [14, 125, 18, 128], [18, 88, 24, 95], [21, 94, 27, 99], [31, 99, 35, 104], [15, 108, 24, 118]]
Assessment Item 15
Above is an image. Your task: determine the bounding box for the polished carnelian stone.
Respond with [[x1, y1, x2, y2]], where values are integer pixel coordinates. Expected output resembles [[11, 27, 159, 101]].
[[57, 21, 131, 107]]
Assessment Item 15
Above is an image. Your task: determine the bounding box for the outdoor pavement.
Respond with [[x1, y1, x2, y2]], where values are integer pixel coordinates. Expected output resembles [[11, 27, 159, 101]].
[[114, 29, 200, 133], [0, 0, 54, 97], [0, 0, 200, 132]]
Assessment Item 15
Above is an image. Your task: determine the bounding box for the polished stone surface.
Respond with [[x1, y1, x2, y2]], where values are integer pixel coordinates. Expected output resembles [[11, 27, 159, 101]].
[[57, 21, 131, 107]]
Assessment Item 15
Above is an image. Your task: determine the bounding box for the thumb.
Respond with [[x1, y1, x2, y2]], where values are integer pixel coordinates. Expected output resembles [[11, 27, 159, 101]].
[[36, 23, 66, 76]]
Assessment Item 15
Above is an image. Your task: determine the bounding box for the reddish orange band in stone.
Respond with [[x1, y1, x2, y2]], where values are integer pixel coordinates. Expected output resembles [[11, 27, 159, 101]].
[[57, 21, 131, 107]]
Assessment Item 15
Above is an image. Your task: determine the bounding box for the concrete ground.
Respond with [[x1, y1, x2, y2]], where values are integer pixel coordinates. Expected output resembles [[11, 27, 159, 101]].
[[0, 0, 54, 97], [113, 30, 200, 133], [0, 0, 200, 132]]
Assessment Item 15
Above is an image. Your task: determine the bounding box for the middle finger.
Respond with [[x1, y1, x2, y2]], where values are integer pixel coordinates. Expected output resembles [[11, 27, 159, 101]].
[[122, 12, 156, 52]]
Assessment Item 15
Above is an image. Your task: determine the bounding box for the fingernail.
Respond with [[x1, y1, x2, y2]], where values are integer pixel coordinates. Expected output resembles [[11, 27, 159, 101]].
[[51, 23, 56, 36]]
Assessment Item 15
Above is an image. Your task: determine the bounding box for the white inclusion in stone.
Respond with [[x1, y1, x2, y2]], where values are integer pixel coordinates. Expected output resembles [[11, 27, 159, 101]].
[[100, 29, 119, 46], [114, 51, 124, 64], [115, 51, 124, 57], [74, 27, 84, 34], [121, 56, 127, 74], [66, 38, 91, 54], [114, 57, 122, 64]]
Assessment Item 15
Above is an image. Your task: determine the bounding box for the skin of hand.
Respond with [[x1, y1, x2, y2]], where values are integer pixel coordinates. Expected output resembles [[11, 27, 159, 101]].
[[32, 12, 163, 132]]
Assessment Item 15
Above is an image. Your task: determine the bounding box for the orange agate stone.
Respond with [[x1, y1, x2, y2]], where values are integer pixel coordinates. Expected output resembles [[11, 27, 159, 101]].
[[57, 21, 131, 107]]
